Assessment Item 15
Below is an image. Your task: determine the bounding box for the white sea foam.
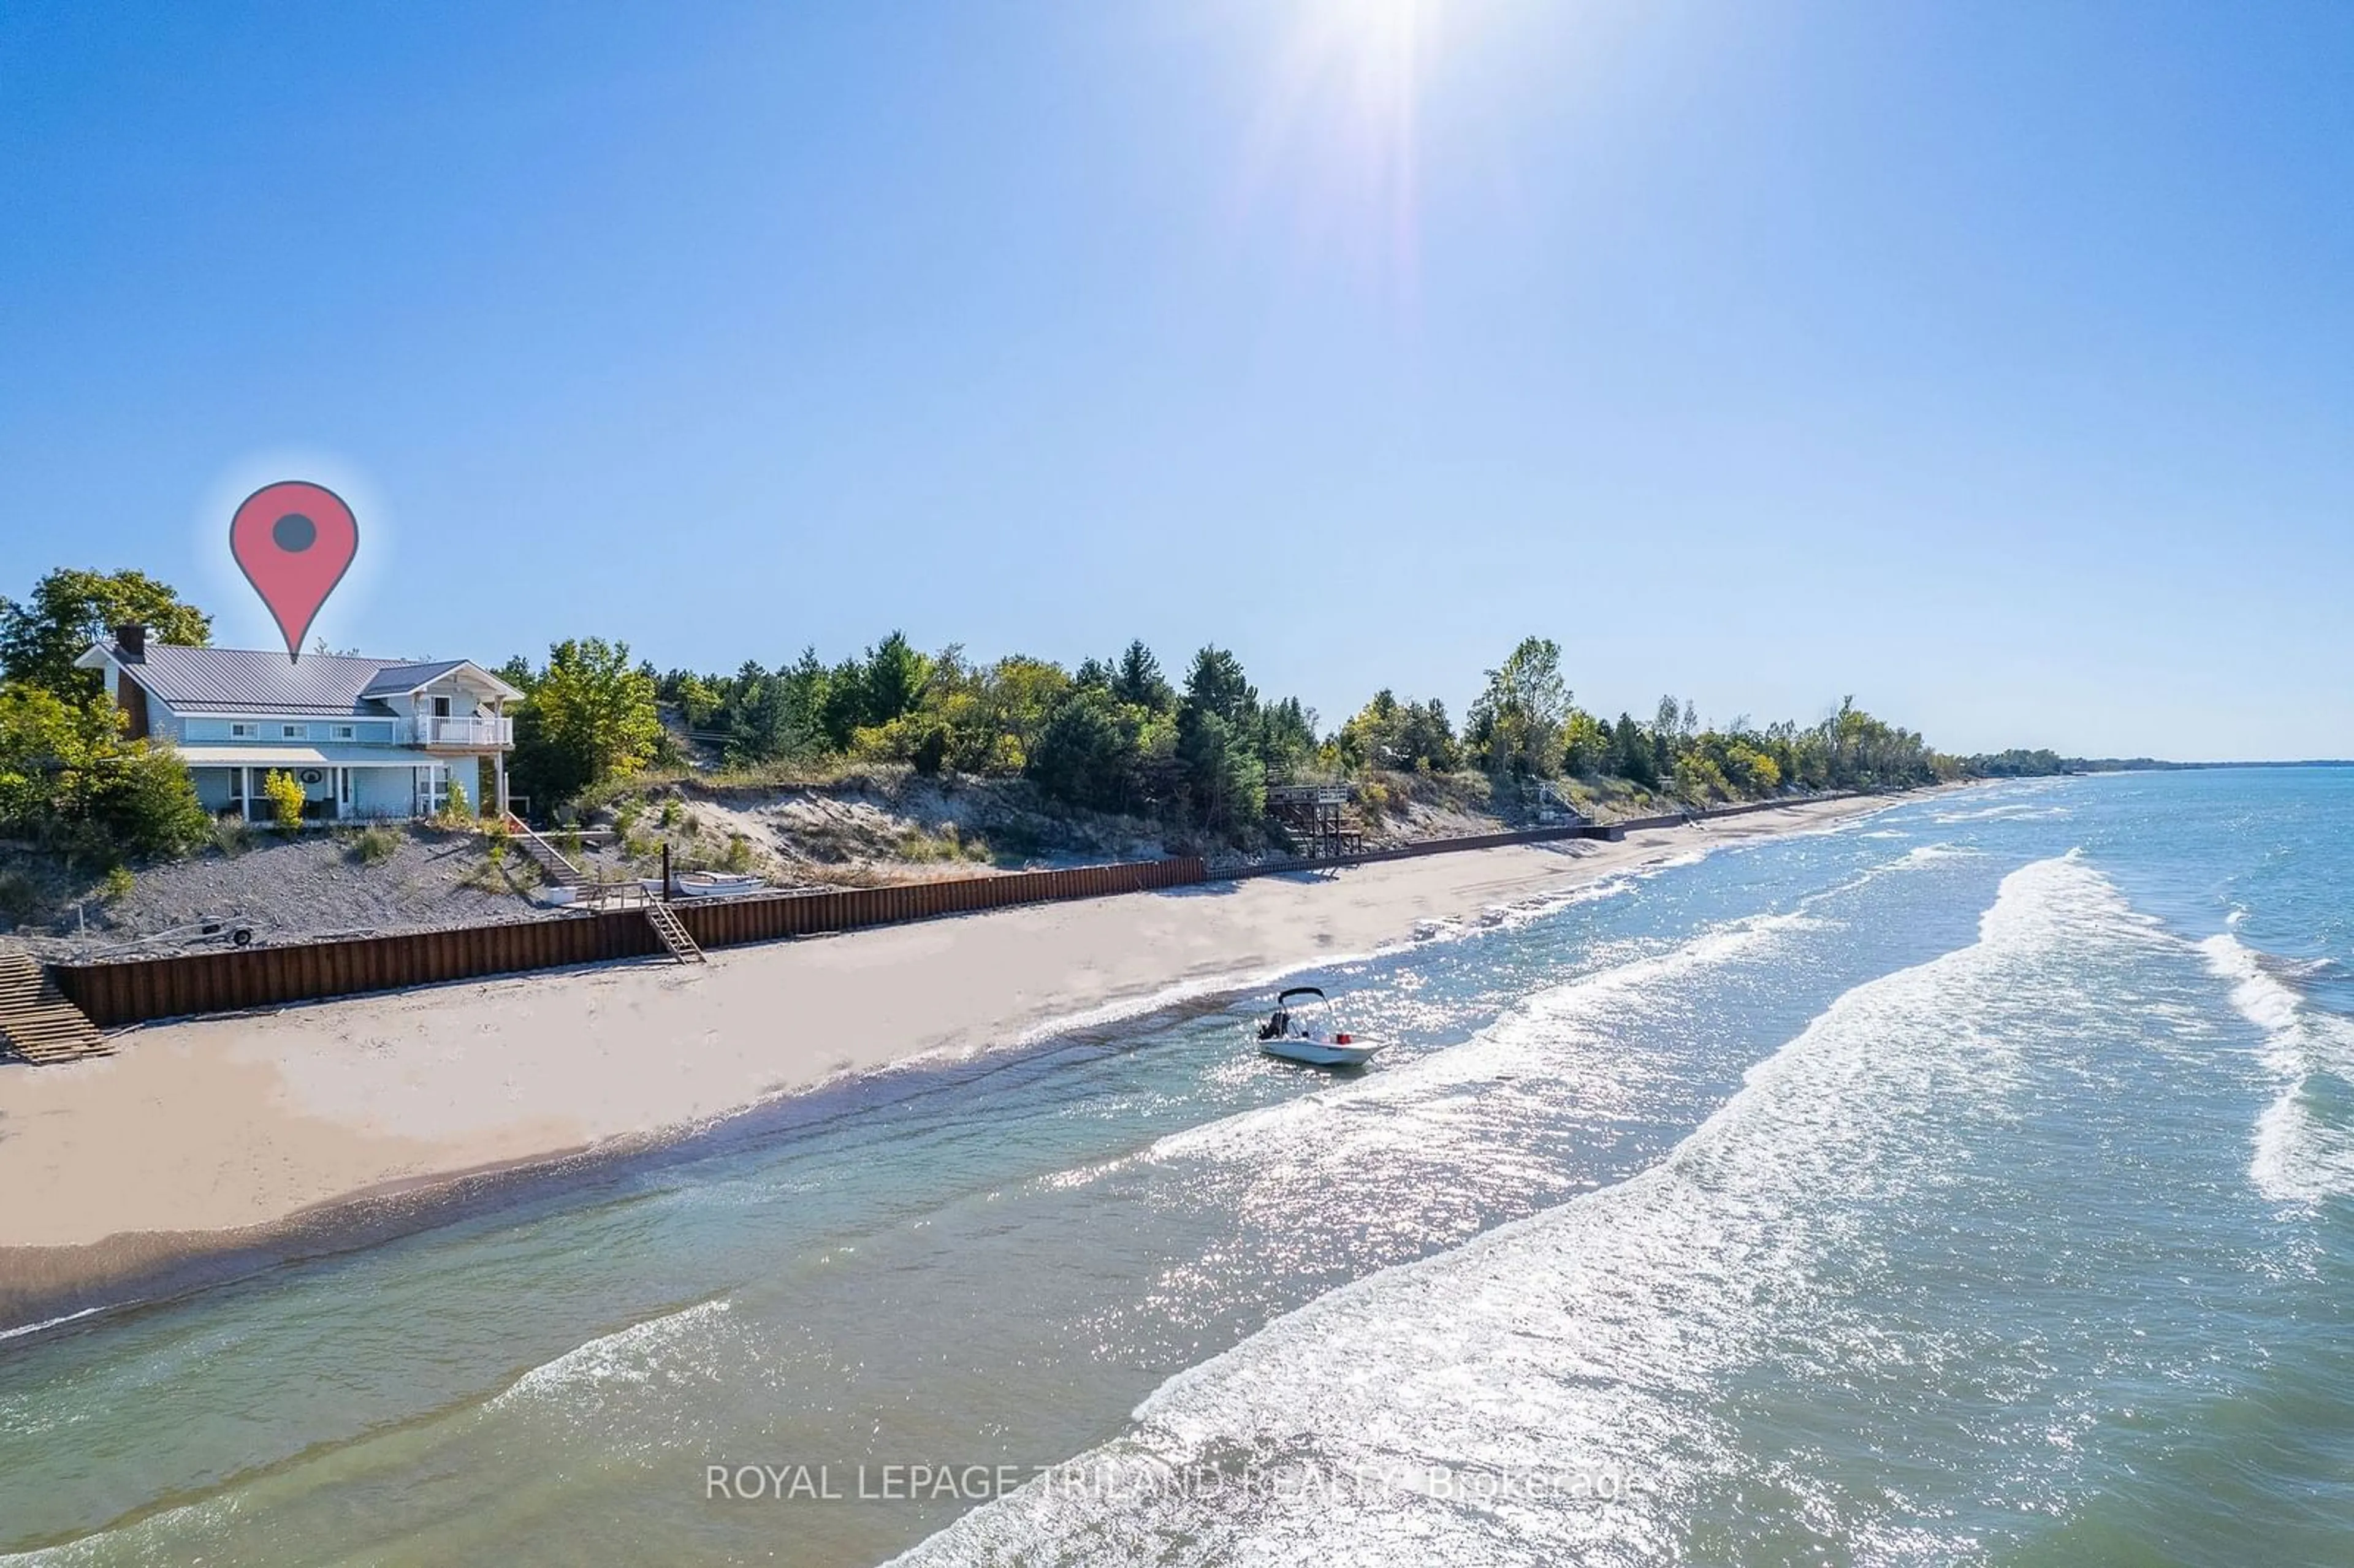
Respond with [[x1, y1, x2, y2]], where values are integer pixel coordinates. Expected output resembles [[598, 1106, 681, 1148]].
[[1930, 802, 2072, 824], [1057, 836, 1984, 1192], [0, 1496, 249, 1567], [486, 1298, 733, 1414], [900, 857, 2155, 1566], [1133, 905, 1823, 1175], [2200, 932, 2354, 1204], [0, 1305, 108, 1344]]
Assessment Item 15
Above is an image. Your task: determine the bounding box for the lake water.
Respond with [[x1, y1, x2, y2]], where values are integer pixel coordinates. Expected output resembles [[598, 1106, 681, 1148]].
[[4, 770, 2350, 1566]]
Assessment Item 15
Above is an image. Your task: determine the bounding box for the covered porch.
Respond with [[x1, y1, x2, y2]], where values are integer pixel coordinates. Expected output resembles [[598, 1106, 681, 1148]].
[[177, 746, 508, 822]]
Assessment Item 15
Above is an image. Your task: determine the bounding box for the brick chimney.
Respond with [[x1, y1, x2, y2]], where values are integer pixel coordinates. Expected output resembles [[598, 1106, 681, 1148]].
[[115, 623, 147, 662]]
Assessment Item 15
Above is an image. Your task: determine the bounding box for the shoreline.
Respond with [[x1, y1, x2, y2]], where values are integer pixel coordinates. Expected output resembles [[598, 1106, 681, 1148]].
[[0, 793, 1914, 1334]]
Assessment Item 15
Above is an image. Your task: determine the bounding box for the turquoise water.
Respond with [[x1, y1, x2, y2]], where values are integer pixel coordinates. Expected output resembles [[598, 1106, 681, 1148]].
[[2, 771, 2350, 1564]]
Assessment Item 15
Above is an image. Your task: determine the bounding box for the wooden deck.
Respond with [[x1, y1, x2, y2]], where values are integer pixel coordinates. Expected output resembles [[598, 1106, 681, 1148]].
[[1267, 784, 1366, 858]]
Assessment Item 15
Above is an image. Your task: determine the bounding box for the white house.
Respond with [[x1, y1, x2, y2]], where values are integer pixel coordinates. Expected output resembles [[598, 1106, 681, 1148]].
[[76, 625, 523, 821]]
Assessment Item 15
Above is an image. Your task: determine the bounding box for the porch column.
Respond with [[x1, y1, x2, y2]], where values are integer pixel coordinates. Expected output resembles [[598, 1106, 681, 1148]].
[[494, 751, 508, 820], [240, 765, 252, 816]]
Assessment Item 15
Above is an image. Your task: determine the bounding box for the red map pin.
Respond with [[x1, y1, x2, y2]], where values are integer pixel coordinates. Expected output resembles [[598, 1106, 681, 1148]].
[[229, 481, 359, 662]]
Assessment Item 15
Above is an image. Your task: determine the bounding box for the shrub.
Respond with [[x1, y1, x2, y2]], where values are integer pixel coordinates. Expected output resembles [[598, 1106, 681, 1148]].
[[212, 815, 256, 858], [658, 798, 682, 829], [260, 769, 307, 836], [94, 747, 211, 858], [888, 824, 989, 864], [0, 870, 43, 927], [99, 864, 135, 902], [1672, 753, 1731, 804], [349, 824, 399, 866], [720, 832, 753, 873]]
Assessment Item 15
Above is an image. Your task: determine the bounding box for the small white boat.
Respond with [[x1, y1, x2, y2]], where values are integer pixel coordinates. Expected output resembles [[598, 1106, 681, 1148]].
[[1256, 986, 1384, 1068], [669, 871, 764, 899]]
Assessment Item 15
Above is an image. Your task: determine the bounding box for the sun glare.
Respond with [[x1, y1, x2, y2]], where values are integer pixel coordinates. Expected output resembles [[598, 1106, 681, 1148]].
[[1243, 0, 1444, 291]]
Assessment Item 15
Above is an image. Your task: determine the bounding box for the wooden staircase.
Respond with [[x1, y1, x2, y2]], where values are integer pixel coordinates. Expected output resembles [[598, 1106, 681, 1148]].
[[0, 946, 109, 1065], [502, 813, 587, 891], [642, 899, 705, 964]]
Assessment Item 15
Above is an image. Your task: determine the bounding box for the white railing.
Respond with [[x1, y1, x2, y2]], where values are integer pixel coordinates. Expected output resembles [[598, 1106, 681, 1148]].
[[407, 715, 514, 747]]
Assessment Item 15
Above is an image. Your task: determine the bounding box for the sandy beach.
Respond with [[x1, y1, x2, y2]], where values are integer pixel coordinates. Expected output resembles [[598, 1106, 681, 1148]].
[[0, 796, 1889, 1326]]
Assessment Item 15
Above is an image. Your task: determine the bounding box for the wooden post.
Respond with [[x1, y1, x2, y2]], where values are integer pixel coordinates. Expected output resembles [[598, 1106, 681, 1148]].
[[661, 842, 672, 899]]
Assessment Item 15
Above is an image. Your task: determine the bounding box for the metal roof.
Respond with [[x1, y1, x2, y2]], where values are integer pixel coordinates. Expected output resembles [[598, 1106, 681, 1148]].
[[357, 660, 471, 698], [79, 644, 520, 715]]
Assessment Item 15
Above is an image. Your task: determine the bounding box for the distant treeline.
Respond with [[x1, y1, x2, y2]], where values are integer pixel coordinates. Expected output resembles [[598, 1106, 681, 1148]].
[[481, 631, 1978, 843], [1959, 751, 2354, 777], [1959, 748, 2073, 777]]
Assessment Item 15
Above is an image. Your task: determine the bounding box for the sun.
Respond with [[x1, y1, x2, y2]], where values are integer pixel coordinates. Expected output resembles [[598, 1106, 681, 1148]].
[[1298, 0, 1429, 151], [1243, 0, 1443, 287]]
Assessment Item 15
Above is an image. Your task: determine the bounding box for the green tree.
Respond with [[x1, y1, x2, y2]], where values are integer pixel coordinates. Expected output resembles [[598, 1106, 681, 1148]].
[[1027, 687, 1133, 811], [1335, 689, 1400, 771], [1608, 714, 1657, 786], [1172, 648, 1270, 838], [1176, 709, 1265, 835], [1672, 750, 1731, 802], [1723, 740, 1781, 794], [1466, 637, 1571, 779], [1111, 641, 1176, 714], [1180, 647, 1257, 727], [1561, 710, 1611, 777], [94, 746, 211, 858], [668, 671, 720, 730], [819, 655, 870, 748], [0, 682, 207, 861], [708, 650, 834, 766], [510, 638, 663, 805], [1396, 698, 1458, 771], [0, 685, 91, 834], [0, 568, 212, 695], [861, 631, 931, 727], [1254, 697, 1316, 784]]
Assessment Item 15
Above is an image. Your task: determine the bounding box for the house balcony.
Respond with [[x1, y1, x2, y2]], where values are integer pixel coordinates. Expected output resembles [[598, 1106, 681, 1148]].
[[406, 715, 514, 750]]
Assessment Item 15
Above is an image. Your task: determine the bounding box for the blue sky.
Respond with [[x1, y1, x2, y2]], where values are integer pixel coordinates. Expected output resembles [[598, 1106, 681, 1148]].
[[2, 1, 2348, 759]]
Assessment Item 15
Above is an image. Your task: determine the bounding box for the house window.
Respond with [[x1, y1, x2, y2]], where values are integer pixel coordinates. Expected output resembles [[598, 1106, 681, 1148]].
[[230, 722, 257, 739], [432, 696, 453, 718], [333, 725, 356, 740], [283, 724, 303, 739]]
